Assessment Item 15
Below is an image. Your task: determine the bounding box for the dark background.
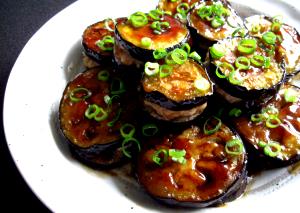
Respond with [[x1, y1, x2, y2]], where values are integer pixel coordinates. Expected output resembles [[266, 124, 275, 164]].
[[0, 0, 76, 211]]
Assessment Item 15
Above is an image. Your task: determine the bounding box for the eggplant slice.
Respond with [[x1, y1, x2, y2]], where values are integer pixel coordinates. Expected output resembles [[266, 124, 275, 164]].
[[82, 19, 115, 66], [59, 66, 138, 168], [115, 14, 190, 63], [208, 36, 285, 104], [137, 121, 247, 208], [142, 58, 214, 122], [187, 0, 245, 52], [234, 84, 300, 169], [245, 15, 300, 78]]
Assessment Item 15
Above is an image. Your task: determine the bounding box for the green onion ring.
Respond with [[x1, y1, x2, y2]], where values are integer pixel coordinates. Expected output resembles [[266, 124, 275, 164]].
[[94, 107, 108, 122], [197, 6, 212, 20], [85, 104, 100, 119], [97, 70, 110, 81], [262, 31, 277, 45], [258, 140, 267, 148], [225, 139, 244, 155], [148, 9, 164, 20], [235, 56, 250, 70], [271, 22, 281, 32], [107, 108, 122, 127], [250, 55, 265, 67], [203, 116, 222, 135], [210, 44, 225, 59], [211, 16, 224, 28], [251, 113, 263, 123], [104, 18, 115, 32], [152, 149, 168, 166], [153, 48, 167, 60], [228, 70, 243, 85], [159, 64, 173, 78], [129, 11, 148, 28], [266, 115, 281, 128], [180, 43, 191, 54], [120, 123, 136, 139], [176, 3, 189, 15], [69, 87, 92, 102], [263, 141, 281, 157], [215, 62, 234, 79], [142, 123, 159, 136], [237, 39, 257, 55], [171, 48, 188, 65], [95, 36, 114, 51], [189, 51, 201, 63], [145, 62, 160, 76], [141, 37, 152, 48], [122, 137, 141, 158]]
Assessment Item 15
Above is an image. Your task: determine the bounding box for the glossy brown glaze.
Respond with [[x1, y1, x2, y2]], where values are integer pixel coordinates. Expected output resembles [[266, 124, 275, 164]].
[[235, 84, 300, 163], [117, 15, 188, 50], [245, 15, 300, 76], [157, 0, 199, 15], [137, 124, 246, 206], [188, 0, 244, 41], [82, 19, 115, 62]]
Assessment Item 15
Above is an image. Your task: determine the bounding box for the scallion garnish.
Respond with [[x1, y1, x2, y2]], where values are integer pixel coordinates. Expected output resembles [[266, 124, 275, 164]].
[[120, 123, 136, 139], [225, 139, 244, 155], [264, 141, 281, 157], [284, 88, 298, 103], [171, 48, 188, 65], [141, 37, 152, 48], [251, 113, 263, 123], [250, 55, 265, 67], [121, 137, 141, 158], [215, 62, 234, 79], [258, 140, 267, 148], [203, 116, 222, 135], [211, 16, 224, 28], [85, 104, 108, 122], [145, 62, 160, 76], [228, 70, 243, 85], [151, 21, 170, 34], [197, 6, 213, 20], [110, 78, 126, 95], [97, 70, 110, 81], [107, 108, 122, 127], [235, 56, 250, 70], [210, 44, 225, 59], [95, 35, 114, 51], [232, 28, 246, 37], [266, 115, 281, 128], [262, 31, 277, 45], [189, 51, 201, 63], [237, 39, 257, 55], [194, 77, 210, 91], [180, 43, 190, 54], [153, 48, 167, 60], [229, 108, 242, 117], [104, 18, 115, 32], [142, 123, 159, 136], [176, 3, 189, 15], [148, 9, 164, 20], [69, 87, 92, 102], [128, 11, 148, 28], [159, 64, 173, 78], [94, 107, 109, 121], [271, 22, 281, 32], [174, 12, 187, 22], [152, 149, 168, 166], [169, 149, 186, 164]]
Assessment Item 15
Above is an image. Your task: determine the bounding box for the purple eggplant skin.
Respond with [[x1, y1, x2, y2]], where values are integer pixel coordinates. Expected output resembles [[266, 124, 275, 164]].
[[114, 17, 190, 62], [207, 37, 286, 102]]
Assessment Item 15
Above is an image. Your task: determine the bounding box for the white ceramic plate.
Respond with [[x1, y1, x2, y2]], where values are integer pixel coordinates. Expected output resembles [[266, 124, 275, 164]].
[[3, 0, 300, 212]]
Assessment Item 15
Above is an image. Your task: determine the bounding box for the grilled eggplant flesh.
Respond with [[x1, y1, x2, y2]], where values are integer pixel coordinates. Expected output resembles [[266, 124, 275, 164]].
[[59, 66, 138, 167], [234, 84, 300, 169], [137, 122, 247, 208], [245, 15, 300, 78]]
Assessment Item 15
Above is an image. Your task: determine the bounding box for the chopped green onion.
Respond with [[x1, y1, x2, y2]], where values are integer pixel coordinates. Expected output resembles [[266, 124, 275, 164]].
[[107, 108, 122, 127], [225, 139, 244, 155], [237, 39, 257, 55], [165, 52, 176, 65], [151, 21, 170, 34], [203, 116, 222, 135], [215, 62, 234, 79], [69, 87, 92, 102], [85, 104, 100, 119], [122, 137, 141, 158], [228, 70, 243, 85], [120, 123, 136, 139], [284, 88, 298, 103], [232, 28, 246, 37], [110, 78, 126, 95], [211, 16, 224, 28], [174, 12, 187, 22], [235, 56, 250, 70], [153, 48, 167, 60], [142, 123, 158, 136], [169, 149, 186, 164], [159, 64, 173, 78], [176, 3, 189, 15], [95, 35, 114, 51], [189, 51, 201, 63], [251, 113, 263, 123], [180, 43, 190, 54], [128, 11, 148, 28], [262, 106, 278, 115], [266, 115, 281, 128], [210, 44, 225, 59], [276, 35, 283, 44], [271, 22, 281, 32], [264, 57, 271, 68], [148, 9, 164, 20], [97, 70, 110, 81], [145, 62, 159, 76], [229, 108, 242, 117], [94, 107, 108, 121], [250, 55, 265, 67], [266, 45, 275, 56], [251, 24, 261, 33], [170, 0, 179, 2], [171, 48, 188, 65], [197, 6, 212, 20], [264, 141, 281, 157], [258, 140, 267, 148], [262, 31, 277, 45], [141, 37, 152, 48], [194, 77, 210, 91], [272, 15, 283, 24], [104, 18, 115, 32], [152, 149, 169, 166], [106, 95, 120, 107]]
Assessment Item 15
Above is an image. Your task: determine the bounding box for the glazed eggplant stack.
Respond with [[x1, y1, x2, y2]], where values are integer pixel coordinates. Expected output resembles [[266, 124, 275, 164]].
[[58, 0, 300, 209]]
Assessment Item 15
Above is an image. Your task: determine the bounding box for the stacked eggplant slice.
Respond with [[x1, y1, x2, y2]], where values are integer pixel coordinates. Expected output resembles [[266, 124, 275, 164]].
[[58, 0, 300, 208]]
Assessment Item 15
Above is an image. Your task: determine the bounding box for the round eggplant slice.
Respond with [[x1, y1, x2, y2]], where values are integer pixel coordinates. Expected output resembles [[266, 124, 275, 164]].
[[137, 122, 247, 208], [234, 84, 300, 169], [82, 19, 115, 65], [187, 0, 245, 51], [245, 15, 300, 78], [142, 59, 214, 122], [115, 14, 190, 62], [208, 37, 285, 103], [59, 66, 138, 168]]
